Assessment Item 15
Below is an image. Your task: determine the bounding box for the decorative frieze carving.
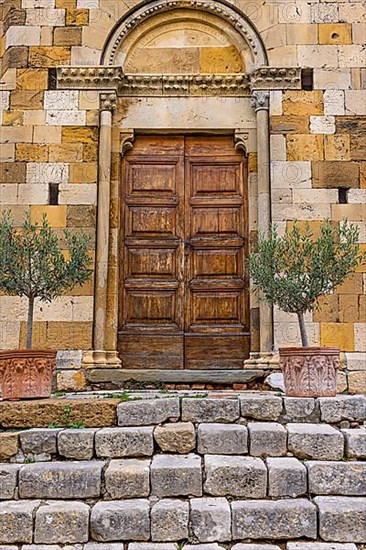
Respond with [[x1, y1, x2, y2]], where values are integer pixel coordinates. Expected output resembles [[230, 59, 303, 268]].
[[251, 91, 270, 112], [56, 67, 302, 97], [251, 67, 302, 90]]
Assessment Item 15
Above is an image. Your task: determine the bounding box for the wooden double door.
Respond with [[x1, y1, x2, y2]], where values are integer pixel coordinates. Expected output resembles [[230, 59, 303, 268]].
[[118, 135, 250, 370]]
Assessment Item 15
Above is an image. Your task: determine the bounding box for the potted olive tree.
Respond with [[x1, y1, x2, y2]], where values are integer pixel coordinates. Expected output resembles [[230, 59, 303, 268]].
[[249, 220, 365, 397], [0, 211, 92, 400]]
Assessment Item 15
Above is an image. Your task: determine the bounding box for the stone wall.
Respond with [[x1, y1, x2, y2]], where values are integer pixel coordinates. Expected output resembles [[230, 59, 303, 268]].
[[0, 395, 365, 546], [0, 0, 365, 391]]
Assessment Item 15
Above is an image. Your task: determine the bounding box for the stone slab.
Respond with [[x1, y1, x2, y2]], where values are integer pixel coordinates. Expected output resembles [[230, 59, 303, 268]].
[[0, 464, 21, 499], [151, 454, 202, 497], [267, 457, 307, 497], [315, 496, 366, 542], [232, 546, 281, 550], [117, 398, 180, 427], [197, 423, 248, 455], [105, 459, 150, 499], [287, 544, 357, 550], [0, 500, 40, 544], [232, 499, 317, 540], [240, 394, 283, 420], [204, 455, 267, 498], [91, 500, 150, 541], [283, 398, 320, 422], [182, 398, 239, 423], [342, 428, 366, 458], [19, 428, 59, 454], [248, 422, 287, 457], [287, 423, 344, 460], [191, 497, 231, 542], [88, 369, 262, 385], [151, 499, 189, 541], [308, 461, 366, 495], [18, 461, 103, 499], [319, 395, 366, 423], [154, 422, 196, 453], [95, 427, 154, 458], [58, 428, 96, 460], [34, 501, 89, 544]]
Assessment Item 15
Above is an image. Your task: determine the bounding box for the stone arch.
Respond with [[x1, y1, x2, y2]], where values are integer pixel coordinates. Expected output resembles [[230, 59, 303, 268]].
[[101, 0, 268, 72]]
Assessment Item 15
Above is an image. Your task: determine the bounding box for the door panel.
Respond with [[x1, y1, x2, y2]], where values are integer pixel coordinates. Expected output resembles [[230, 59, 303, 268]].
[[118, 135, 249, 370]]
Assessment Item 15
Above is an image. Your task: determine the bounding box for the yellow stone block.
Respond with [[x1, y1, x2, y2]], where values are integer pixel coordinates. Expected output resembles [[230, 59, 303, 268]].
[[49, 143, 83, 162], [336, 273, 363, 295], [0, 35, 5, 58], [320, 323, 355, 351], [287, 220, 337, 240], [83, 143, 98, 161], [324, 135, 351, 161], [348, 371, 366, 395], [16, 69, 49, 91], [29, 47, 71, 68], [70, 162, 97, 183], [2, 110, 24, 126], [15, 143, 48, 162], [283, 91, 324, 116], [0, 432, 18, 460], [339, 294, 360, 323], [248, 153, 257, 173], [287, 134, 324, 161], [56, 370, 86, 391], [86, 110, 99, 126], [199, 46, 244, 74], [62, 127, 98, 144], [355, 244, 366, 273], [319, 24, 352, 45], [331, 204, 366, 222], [286, 23, 318, 45], [66, 8, 89, 26], [19, 321, 92, 349], [314, 294, 339, 323], [30, 205, 67, 228]]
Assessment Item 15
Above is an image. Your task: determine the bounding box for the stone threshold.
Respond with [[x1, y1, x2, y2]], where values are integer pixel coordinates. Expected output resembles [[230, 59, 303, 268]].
[[85, 368, 265, 385]]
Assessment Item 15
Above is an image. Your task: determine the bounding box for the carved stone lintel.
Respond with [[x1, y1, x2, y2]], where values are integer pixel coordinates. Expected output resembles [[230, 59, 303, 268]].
[[100, 92, 117, 111], [251, 91, 270, 112], [120, 130, 134, 156], [251, 67, 301, 90], [234, 129, 249, 154]]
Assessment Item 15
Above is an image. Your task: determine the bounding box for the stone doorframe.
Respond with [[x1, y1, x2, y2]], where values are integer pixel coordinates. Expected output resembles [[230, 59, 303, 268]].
[[55, 0, 303, 370]]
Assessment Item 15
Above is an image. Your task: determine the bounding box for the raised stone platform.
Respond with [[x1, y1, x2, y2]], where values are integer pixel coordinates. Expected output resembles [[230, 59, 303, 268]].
[[0, 393, 365, 546]]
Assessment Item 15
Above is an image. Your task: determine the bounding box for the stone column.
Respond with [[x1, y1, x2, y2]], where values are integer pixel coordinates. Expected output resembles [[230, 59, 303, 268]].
[[104, 130, 134, 366], [91, 92, 116, 365], [251, 91, 273, 355]]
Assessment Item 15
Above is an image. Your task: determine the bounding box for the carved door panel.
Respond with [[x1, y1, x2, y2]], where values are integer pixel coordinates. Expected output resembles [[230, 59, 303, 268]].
[[119, 135, 249, 369]]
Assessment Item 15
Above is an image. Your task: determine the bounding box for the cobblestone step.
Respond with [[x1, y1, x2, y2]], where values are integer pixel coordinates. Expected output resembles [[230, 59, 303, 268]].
[[1, 497, 365, 544]]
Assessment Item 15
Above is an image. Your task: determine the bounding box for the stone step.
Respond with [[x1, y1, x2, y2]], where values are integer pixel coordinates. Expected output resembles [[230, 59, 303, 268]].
[[1, 393, 365, 429], [2, 455, 365, 500], [3, 422, 366, 463], [1, 497, 365, 544], [0, 544, 359, 550]]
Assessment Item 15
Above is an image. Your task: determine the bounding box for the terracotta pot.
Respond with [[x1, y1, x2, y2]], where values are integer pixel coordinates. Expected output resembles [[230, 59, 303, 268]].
[[0, 350, 56, 400], [279, 347, 339, 398]]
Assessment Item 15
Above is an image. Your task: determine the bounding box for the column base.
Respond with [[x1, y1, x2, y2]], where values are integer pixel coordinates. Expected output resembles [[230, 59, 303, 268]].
[[82, 350, 122, 368], [244, 351, 279, 370]]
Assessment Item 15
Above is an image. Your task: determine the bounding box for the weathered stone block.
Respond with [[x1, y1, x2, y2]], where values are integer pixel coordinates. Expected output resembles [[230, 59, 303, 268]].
[[197, 423, 248, 455], [151, 454, 202, 497], [182, 398, 239, 423], [287, 424, 344, 460], [117, 398, 180, 426], [232, 499, 317, 540], [19, 461, 103, 499], [129, 546, 176, 550], [0, 500, 40, 544], [319, 395, 366, 423], [184, 546, 226, 550], [283, 91, 324, 116], [240, 394, 283, 420], [154, 422, 195, 453], [267, 457, 307, 497], [283, 398, 319, 422], [105, 459, 150, 499], [249, 423, 287, 457], [20, 428, 58, 455], [58, 428, 96, 460], [315, 496, 366, 542], [84, 544, 124, 549], [287, 135, 324, 161], [95, 427, 154, 458], [307, 461, 366, 495], [312, 161, 359, 189], [34, 501, 89, 544], [151, 499, 189, 541], [0, 464, 21, 499], [342, 428, 366, 459], [204, 455, 267, 498], [191, 497, 231, 542], [0, 432, 19, 460], [91, 500, 150, 541], [231, 545, 281, 550], [29, 46, 70, 67]]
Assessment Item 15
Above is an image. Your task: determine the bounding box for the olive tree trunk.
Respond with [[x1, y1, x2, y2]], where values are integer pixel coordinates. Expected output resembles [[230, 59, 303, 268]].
[[26, 296, 34, 349], [297, 311, 309, 347]]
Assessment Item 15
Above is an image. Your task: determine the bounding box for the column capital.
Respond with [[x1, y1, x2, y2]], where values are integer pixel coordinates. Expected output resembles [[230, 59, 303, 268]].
[[100, 91, 117, 111], [251, 91, 270, 112]]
